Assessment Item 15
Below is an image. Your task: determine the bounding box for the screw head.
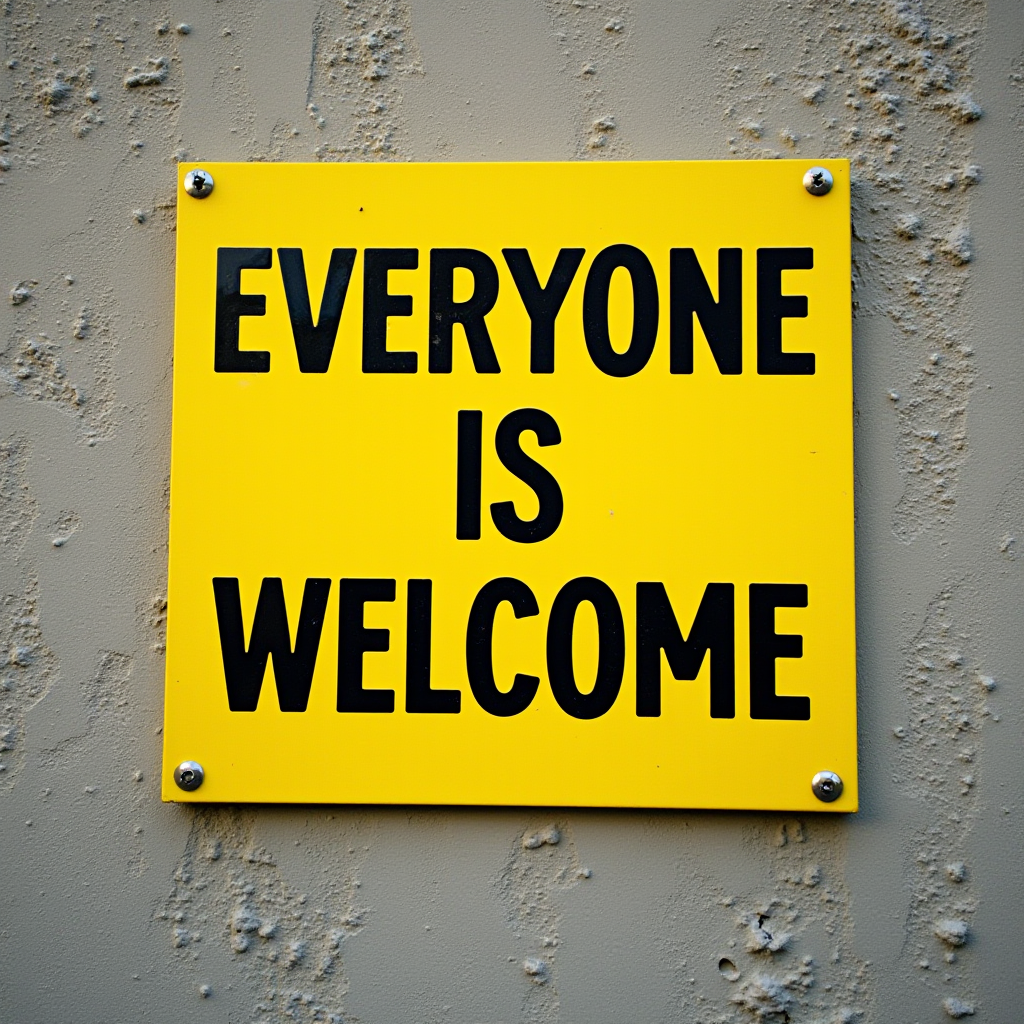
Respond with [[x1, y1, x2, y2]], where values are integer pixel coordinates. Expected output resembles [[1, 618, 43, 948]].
[[803, 166, 833, 196], [174, 760, 205, 792], [183, 168, 214, 199], [811, 770, 843, 802]]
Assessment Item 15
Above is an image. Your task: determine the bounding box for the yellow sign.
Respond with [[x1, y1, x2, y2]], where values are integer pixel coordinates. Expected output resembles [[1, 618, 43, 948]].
[[162, 159, 856, 811]]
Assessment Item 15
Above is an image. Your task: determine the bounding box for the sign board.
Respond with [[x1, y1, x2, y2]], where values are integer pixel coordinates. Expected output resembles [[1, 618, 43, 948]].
[[162, 159, 856, 811]]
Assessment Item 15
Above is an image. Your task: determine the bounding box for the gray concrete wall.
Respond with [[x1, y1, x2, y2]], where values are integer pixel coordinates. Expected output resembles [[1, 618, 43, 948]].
[[1, 0, 1022, 1020]]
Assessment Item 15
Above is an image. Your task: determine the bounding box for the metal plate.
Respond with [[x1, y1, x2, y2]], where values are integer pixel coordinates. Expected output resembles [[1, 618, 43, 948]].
[[162, 159, 856, 810]]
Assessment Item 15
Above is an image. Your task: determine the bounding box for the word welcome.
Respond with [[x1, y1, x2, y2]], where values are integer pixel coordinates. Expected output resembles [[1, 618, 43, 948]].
[[213, 576, 811, 722]]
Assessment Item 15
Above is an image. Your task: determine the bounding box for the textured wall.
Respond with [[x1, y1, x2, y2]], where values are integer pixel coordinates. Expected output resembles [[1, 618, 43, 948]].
[[1, 0, 1022, 1020]]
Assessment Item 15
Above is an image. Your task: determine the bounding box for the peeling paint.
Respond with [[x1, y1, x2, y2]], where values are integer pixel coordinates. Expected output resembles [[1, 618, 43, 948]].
[[712, 0, 984, 543], [0, 437, 38, 551], [163, 810, 369, 1022], [539, 0, 634, 157], [0, 581, 57, 786], [306, 0, 423, 159], [496, 821, 591, 1020]]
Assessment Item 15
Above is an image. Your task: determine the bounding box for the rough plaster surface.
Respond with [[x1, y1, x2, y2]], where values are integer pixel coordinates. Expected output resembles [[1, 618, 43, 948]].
[[1, 0, 1022, 1020]]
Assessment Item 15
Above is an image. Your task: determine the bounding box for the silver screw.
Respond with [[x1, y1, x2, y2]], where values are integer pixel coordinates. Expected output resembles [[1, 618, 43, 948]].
[[183, 168, 214, 199], [811, 770, 843, 802], [174, 760, 205, 791], [803, 166, 833, 196]]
